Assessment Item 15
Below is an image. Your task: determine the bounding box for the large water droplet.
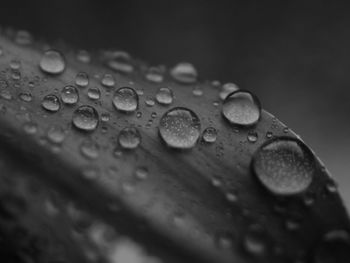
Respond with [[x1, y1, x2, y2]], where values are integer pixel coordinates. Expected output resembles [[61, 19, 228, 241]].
[[314, 230, 350, 263], [159, 107, 201, 149], [40, 50, 65, 75], [75, 72, 89, 87], [61, 85, 79, 105], [170, 62, 197, 84], [156, 87, 173, 105], [118, 127, 141, 149], [222, 90, 261, 126], [112, 87, 138, 113], [252, 137, 315, 196], [42, 94, 61, 112], [72, 105, 99, 131]]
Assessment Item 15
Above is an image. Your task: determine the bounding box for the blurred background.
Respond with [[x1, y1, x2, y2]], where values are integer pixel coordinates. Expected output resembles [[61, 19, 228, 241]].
[[1, 1, 350, 208]]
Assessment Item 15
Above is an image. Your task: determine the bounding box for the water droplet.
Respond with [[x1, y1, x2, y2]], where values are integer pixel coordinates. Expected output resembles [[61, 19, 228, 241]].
[[222, 90, 261, 126], [247, 131, 258, 143], [47, 125, 65, 144], [135, 167, 148, 180], [87, 87, 101, 100], [112, 87, 138, 113], [40, 50, 65, 75], [101, 73, 115, 87], [145, 98, 155, 107], [76, 50, 91, 63], [106, 51, 134, 73], [10, 59, 21, 69], [15, 30, 33, 45], [159, 107, 201, 149], [266, 131, 273, 139], [23, 122, 37, 134], [42, 94, 61, 112], [11, 70, 21, 80], [118, 127, 141, 149], [192, 87, 203, 96], [216, 233, 233, 249], [156, 87, 173, 105], [80, 139, 100, 159], [219, 83, 239, 100], [145, 67, 164, 82], [19, 92, 32, 102], [75, 72, 89, 87], [244, 230, 266, 256], [0, 90, 12, 100], [61, 85, 79, 105], [314, 230, 350, 263], [170, 62, 197, 84], [72, 105, 99, 131], [101, 112, 110, 122], [202, 127, 217, 143], [252, 137, 315, 196], [226, 192, 238, 203]]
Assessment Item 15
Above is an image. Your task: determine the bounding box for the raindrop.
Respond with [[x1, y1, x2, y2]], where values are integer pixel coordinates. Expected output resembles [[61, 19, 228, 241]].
[[75, 72, 89, 87], [72, 105, 99, 131], [15, 30, 33, 45], [135, 167, 148, 180], [222, 90, 261, 126], [202, 127, 217, 143], [47, 125, 65, 144], [219, 83, 239, 100], [314, 230, 350, 263], [42, 94, 61, 112], [159, 107, 201, 149], [76, 50, 91, 63], [61, 85, 79, 105], [19, 92, 32, 102], [118, 127, 141, 149], [252, 137, 315, 196], [106, 51, 134, 73], [87, 87, 101, 100], [156, 87, 173, 105], [247, 131, 258, 143], [145, 67, 164, 83], [40, 50, 65, 75], [80, 139, 100, 159], [101, 73, 115, 87], [170, 62, 197, 84], [112, 87, 138, 113]]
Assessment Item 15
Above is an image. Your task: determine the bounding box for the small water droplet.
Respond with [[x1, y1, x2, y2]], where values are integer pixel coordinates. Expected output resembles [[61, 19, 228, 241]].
[[226, 192, 238, 203], [87, 87, 101, 100], [40, 50, 66, 75], [216, 233, 233, 249], [0, 90, 12, 100], [101, 112, 110, 122], [11, 70, 21, 80], [266, 131, 273, 138], [42, 94, 61, 112], [19, 92, 32, 102], [101, 73, 115, 87], [61, 85, 79, 105], [10, 59, 21, 69], [145, 67, 164, 82], [135, 167, 148, 180], [219, 83, 239, 100], [159, 107, 201, 149], [113, 87, 138, 113], [170, 62, 197, 84], [192, 87, 203, 96], [15, 30, 33, 45], [72, 105, 99, 131], [222, 90, 261, 126], [244, 230, 266, 256], [314, 230, 350, 263], [75, 72, 89, 87], [76, 50, 91, 63], [156, 87, 173, 105], [136, 112, 142, 118], [202, 127, 217, 143], [247, 131, 258, 143], [47, 125, 65, 144], [145, 98, 155, 107], [106, 51, 134, 73], [23, 122, 37, 134], [118, 127, 141, 149], [252, 137, 315, 196], [80, 139, 100, 159]]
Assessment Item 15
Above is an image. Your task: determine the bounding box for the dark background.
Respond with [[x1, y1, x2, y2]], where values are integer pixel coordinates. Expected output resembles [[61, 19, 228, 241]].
[[1, 1, 350, 208]]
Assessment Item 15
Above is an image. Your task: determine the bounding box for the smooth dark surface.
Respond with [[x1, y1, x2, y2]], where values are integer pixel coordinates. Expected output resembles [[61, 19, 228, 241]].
[[1, 0, 350, 208]]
